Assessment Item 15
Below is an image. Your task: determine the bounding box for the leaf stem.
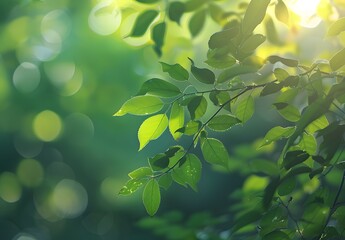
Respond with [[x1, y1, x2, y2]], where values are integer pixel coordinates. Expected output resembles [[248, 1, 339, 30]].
[[318, 169, 345, 239]]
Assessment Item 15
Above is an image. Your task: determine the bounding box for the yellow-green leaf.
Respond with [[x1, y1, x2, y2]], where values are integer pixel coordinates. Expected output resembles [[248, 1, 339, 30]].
[[114, 96, 164, 116], [201, 138, 229, 168], [138, 114, 168, 150], [327, 17, 345, 36], [169, 102, 184, 140], [330, 47, 345, 71], [242, 0, 270, 35], [207, 114, 241, 131], [275, 0, 289, 26], [142, 179, 161, 216], [235, 95, 255, 123]]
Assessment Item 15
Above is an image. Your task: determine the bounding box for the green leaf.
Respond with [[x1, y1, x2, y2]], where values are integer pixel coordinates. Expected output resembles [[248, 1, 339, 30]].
[[242, 0, 270, 35], [189, 58, 215, 84], [168, 2, 185, 24], [260, 82, 282, 96], [130, 10, 158, 37], [171, 154, 202, 191], [217, 64, 257, 83], [282, 150, 310, 170], [128, 167, 153, 179], [137, 78, 180, 97], [330, 47, 345, 71], [259, 126, 295, 148], [208, 3, 226, 24], [119, 178, 148, 195], [275, 0, 289, 26], [187, 96, 207, 119], [149, 153, 170, 171], [114, 96, 164, 116], [152, 22, 166, 56], [277, 177, 295, 196], [260, 207, 288, 236], [306, 115, 329, 134], [142, 179, 161, 216], [160, 62, 189, 81], [240, 34, 266, 53], [207, 114, 241, 131], [262, 230, 290, 240], [298, 133, 317, 155], [232, 209, 263, 233], [208, 27, 239, 49], [136, 0, 160, 3], [263, 176, 280, 209], [188, 9, 207, 37], [235, 95, 255, 123], [209, 91, 231, 107], [176, 120, 201, 135], [205, 49, 236, 69], [138, 114, 168, 150], [201, 138, 229, 168], [267, 55, 299, 67], [158, 174, 173, 190], [302, 203, 329, 238], [169, 102, 184, 140], [274, 68, 289, 82], [327, 17, 345, 36], [273, 102, 301, 122], [283, 97, 332, 155]]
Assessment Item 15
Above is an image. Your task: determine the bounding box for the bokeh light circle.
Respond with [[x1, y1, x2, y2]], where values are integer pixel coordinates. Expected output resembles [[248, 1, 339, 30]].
[[33, 110, 63, 142], [16, 159, 44, 188], [88, 0, 122, 36], [52, 179, 88, 219], [13, 62, 40, 93], [0, 172, 22, 203]]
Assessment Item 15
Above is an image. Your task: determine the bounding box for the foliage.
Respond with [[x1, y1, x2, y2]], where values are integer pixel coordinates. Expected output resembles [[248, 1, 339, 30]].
[[114, 0, 345, 239]]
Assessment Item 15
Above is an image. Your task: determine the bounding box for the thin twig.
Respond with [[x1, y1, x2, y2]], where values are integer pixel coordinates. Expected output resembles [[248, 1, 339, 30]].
[[279, 198, 305, 240], [317, 170, 345, 240]]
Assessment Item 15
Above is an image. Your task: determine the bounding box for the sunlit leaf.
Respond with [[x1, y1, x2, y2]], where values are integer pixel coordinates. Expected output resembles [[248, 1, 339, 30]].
[[240, 34, 266, 53], [152, 22, 166, 56], [273, 102, 301, 122], [158, 174, 173, 190], [169, 102, 184, 140], [209, 91, 231, 107], [235, 95, 254, 123], [274, 68, 289, 82], [207, 114, 240, 131], [201, 138, 229, 168], [260, 82, 282, 96], [298, 133, 317, 155], [171, 154, 201, 191], [142, 179, 161, 216], [330, 47, 345, 71], [187, 96, 207, 119], [119, 178, 148, 195], [267, 55, 298, 67], [327, 17, 345, 36], [188, 8, 207, 37], [137, 78, 181, 97], [128, 167, 153, 179], [217, 64, 257, 83], [168, 2, 185, 24], [176, 120, 201, 135], [208, 27, 239, 49], [259, 126, 295, 148], [205, 50, 236, 69], [275, 0, 289, 26], [138, 114, 168, 150], [242, 0, 270, 35], [136, 0, 159, 3], [189, 58, 215, 84], [160, 62, 189, 81], [114, 96, 164, 116], [130, 10, 158, 37]]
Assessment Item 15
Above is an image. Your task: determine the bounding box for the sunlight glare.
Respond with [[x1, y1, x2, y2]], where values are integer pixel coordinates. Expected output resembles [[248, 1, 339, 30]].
[[286, 0, 322, 28]]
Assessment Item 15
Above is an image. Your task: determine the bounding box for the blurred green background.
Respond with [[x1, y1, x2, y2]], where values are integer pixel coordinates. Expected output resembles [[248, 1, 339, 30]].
[[1, 0, 343, 239], [0, 1, 241, 239]]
